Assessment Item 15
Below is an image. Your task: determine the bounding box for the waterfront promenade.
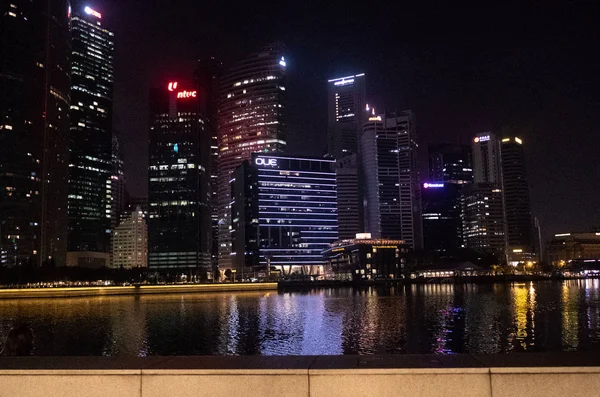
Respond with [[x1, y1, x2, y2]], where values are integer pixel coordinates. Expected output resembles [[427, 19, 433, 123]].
[[0, 283, 278, 299], [0, 353, 598, 397]]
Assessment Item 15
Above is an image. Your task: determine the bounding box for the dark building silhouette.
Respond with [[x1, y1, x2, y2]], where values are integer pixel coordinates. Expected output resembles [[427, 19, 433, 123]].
[[422, 183, 463, 252], [326, 73, 366, 160], [428, 144, 473, 185], [501, 136, 534, 263], [361, 111, 422, 249], [148, 78, 211, 271], [422, 144, 472, 252], [0, 0, 71, 267], [327, 74, 367, 239], [67, 5, 114, 259], [335, 154, 361, 240], [194, 58, 222, 270]]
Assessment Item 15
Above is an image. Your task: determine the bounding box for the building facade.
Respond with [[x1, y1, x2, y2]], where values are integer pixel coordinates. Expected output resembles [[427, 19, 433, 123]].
[[501, 136, 534, 263], [422, 144, 473, 252], [67, 5, 114, 256], [361, 111, 422, 249], [194, 58, 222, 270], [428, 143, 473, 185], [547, 233, 600, 268], [231, 154, 338, 276], [109, 133, 125, 229], [335, 154, 361, 240], [112, 207, 147, 269], [461, 183, 505, 255], [472, 132, 501, 184], [217, 43, 287, 269], [0, 0, 71, 267], [326, 73, 366, 159], [421, 182, 463, 252], [322, 235, 409, 280], [148, 79, 211, 271]]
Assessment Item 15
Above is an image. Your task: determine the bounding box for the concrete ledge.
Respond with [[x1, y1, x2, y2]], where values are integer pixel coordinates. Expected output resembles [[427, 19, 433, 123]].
[[0, 354, 599, 397]]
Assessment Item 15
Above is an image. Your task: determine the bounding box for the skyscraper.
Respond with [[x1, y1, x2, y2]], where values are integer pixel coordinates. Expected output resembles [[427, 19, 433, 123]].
[[472, 132, 501, 184], [194, 58, 222, 270], [335, 154, 361, 240], [326, 73, 366, 159], [429, 144, 473, 184], [361, 111, 422, 249], [461, 183, 505, 255], [231, 154, 338, 276], [148, 79, 211, 271], [501, 136, 534, 263], [217, 43, 287, 269], [421, 182, 463, 252], [110, 132, 125, 230], [422, 144, 473, 252], [461, 132, 505, 257], [327, 73, 367, 240], [67, 5, 114, 262], [0, 0, 71, 267]]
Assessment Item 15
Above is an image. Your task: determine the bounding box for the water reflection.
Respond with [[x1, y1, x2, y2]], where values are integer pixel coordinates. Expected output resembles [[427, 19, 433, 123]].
[[0, 281, 598, 356]]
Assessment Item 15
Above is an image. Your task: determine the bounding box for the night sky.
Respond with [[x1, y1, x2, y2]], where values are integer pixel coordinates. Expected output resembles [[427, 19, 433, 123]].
[[93, 1, 599, 241]]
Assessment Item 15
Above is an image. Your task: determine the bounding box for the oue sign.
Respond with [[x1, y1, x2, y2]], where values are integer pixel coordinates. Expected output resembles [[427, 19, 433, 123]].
[[255, 158, 277, 167]]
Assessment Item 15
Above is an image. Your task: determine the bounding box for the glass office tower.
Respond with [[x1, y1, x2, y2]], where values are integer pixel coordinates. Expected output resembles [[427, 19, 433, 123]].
[[67, 5, 114, 260], [361, 111, 422, 249], [148, 80, 211, 272], [217, 43, 287, 269], [0, 0, 71, 267]]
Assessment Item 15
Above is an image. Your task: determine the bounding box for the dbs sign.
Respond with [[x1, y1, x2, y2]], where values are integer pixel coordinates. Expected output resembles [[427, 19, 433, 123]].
[[168, 81, 197, 99]]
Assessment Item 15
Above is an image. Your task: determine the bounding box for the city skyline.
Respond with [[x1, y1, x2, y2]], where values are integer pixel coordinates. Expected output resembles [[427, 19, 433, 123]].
[[96, 1, 598, 241], [2, 1, 599, 269]]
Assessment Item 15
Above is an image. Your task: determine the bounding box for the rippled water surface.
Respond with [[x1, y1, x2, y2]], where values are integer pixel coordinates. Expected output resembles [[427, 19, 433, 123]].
[[1, 280, 599, 356]]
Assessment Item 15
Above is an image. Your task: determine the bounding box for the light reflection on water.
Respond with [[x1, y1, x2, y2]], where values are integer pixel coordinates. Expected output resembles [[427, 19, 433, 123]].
[[0, 281, 599, 356]]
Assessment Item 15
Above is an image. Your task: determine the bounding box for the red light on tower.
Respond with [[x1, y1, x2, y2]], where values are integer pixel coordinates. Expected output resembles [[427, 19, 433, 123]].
[[176, 90, 197, 99], [168, 82, 178, 92]]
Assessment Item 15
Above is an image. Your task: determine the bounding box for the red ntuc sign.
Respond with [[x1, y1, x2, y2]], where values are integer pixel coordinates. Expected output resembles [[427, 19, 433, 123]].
[[168, 81, 197, 99]]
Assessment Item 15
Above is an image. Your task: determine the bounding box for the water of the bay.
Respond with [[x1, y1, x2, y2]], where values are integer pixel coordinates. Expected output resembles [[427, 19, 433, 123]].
[[0, 280, 599, 356]]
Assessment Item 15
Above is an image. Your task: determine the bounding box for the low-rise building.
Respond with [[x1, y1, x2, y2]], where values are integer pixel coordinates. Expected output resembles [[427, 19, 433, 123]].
[[547, 232, 600, 268], [411, 261, 487, 278], [322, 234, 409, 280], [112, 207, 148, 269]]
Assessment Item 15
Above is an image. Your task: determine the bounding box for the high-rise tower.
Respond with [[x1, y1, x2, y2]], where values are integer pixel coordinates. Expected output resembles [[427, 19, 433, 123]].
[[217, 43, 287, 269], [67, 5, 114, 262], [194, 58, 222, 270], [422, 144, 473, 252], [501, 136, 534, 263], [461, 132, 505, 257], [326, 73, 366, 159], [472, 132, 501, 184], [0, 0, 71, 267], [148, 79, 211, 272], [327, 73, 367, 239], [361, 111, 422, 249]]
